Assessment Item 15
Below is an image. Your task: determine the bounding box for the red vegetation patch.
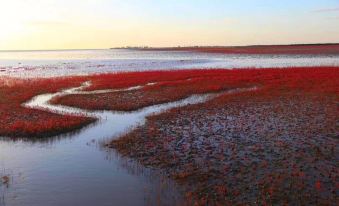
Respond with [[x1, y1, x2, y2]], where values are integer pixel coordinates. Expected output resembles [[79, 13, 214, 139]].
[[108, 67, 339, 205], [52, 69, 256, 111], [0, 76, 95, 138], [52, 67, 338, 112], [142, 44, 339, 55], [85, 69, 242, 90]]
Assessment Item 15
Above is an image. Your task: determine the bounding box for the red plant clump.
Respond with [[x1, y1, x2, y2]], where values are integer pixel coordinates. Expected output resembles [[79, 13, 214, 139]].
[[141, 44, 339, 55], [0, 76, 95, 138], [108, 67, 339, 205]]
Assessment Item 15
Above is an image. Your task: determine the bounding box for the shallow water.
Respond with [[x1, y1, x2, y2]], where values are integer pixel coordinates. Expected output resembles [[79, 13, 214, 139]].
[[0, 49, 338, 78], [1, 81, 228, 206]]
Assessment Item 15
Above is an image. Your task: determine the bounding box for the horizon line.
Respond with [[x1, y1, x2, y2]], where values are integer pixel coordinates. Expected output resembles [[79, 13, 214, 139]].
[[1, 42, 339, 52]]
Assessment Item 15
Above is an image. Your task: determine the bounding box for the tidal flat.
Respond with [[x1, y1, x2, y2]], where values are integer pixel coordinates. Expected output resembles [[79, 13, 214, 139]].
[[0, 49, 338, 205]]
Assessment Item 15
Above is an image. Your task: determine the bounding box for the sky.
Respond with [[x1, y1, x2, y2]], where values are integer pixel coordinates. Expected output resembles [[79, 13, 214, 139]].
[[0, 0, 338, 50]]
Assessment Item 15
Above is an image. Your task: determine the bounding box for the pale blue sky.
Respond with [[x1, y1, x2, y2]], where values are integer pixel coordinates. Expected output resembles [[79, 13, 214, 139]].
[[0, 0, 338, 49]]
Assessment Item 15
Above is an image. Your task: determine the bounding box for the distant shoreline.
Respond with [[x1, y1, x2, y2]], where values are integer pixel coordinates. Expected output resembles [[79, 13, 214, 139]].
[[2, 43, 339, 56], [2, 43, 339, 53], [111, 43, 339, 49], [118, 43, 339, 55]]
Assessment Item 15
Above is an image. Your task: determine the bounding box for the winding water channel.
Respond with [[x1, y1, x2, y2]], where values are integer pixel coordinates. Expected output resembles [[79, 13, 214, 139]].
[[0, 81, 257, 206]]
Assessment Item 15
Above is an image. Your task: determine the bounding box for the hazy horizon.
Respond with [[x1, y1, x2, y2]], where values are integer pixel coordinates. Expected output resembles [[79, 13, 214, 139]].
[[0, 0, 338, 50], [0, 42, 338, 52]]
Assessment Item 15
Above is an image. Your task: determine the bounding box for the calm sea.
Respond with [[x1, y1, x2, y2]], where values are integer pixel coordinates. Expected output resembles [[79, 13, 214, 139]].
[[0, 49, 338, 77]]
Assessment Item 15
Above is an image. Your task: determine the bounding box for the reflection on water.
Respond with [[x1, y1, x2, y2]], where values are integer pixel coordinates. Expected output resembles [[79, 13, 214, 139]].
[[0, 139, 184, 206], [0, 49, 338, 78], [0, 81, 226, 206], [0, 170, 11, 206]]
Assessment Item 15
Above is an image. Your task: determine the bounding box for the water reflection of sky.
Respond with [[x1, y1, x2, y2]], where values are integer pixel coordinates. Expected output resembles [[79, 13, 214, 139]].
[[0, 49, 338, 78], [0, 81, 219, 206]]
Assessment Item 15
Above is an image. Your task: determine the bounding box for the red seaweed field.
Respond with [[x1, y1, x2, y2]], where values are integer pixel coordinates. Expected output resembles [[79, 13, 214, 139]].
[[51, 69, 256, 111], [106, 67, 339, 205], [0, 67, 338, 205]]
